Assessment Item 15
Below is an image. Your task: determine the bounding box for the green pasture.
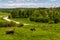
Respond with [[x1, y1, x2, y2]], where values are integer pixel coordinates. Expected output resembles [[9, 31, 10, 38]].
[[0, 12, 60, 40]]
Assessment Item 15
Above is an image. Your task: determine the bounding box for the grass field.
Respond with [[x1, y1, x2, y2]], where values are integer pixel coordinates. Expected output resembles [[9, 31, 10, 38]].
[[9, 18, 60, 40], [0, 24, 60, 40], [0, 12, 9, 17], [0, 13, 60, 40], [0, 12, 9, 22]]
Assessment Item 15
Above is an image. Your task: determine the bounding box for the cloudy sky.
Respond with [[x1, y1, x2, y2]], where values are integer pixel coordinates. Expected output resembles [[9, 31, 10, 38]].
[[0, 0, 60, 8]]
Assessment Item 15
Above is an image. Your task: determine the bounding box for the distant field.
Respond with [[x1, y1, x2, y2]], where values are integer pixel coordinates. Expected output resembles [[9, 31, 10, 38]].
[[11, 18, 36, 24], [0, 12, 9, 17], [0, 12, 9, 22]]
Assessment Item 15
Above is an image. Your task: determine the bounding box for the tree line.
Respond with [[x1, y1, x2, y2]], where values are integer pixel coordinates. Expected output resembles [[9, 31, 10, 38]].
[[8, 8, 60, 23]]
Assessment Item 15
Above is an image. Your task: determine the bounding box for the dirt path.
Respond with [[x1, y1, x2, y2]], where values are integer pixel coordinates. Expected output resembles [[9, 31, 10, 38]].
[[3, 16, 30, 25]]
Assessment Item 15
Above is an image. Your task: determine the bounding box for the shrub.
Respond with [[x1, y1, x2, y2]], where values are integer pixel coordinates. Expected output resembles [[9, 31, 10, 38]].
[[0, 21, 16, 27], [54, 18, 60, 23], [7, 21, 16, 27], [48, 21, 54, 24], [17, 23, 24, 27]]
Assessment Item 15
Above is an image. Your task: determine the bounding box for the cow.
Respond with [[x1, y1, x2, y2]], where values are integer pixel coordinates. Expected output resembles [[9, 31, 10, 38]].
[[30, 27, 36, 31], [6, 28, 15, 34]]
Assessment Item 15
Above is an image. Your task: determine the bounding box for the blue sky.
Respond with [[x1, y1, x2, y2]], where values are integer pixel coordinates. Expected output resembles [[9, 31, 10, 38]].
[[0, 0, 60, 8]]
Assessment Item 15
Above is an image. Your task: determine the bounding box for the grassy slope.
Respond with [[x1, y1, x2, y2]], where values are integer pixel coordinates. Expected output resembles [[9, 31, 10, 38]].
[[0, 12, 9, 22], [0, 12, 60, 40], [0, 12, 9, 21], [0, 12, 9, 17], [9, 18, 60, 40]]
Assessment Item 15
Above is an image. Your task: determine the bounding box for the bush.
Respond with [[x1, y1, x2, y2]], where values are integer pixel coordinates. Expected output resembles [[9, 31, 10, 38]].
[[48, 21, 54, 24], [29, 17, 35, 21], [17, 23, 24, 27], [0, 21, 16, 27], [54, 18, 60, 23], [0, 22, 5, 27], [7, 21, 16, 27]]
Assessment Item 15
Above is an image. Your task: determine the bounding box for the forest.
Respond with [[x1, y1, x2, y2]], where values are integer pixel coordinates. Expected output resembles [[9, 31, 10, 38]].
[[8, 7, 60, 23]]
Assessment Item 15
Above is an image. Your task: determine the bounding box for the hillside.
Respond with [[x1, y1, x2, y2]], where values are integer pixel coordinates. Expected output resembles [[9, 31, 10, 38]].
[[0, 8, 60, 40]]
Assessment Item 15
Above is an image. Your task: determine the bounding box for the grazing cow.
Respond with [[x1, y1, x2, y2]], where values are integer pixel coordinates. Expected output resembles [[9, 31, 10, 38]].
[[30, 28, 36, 31], [6, 28, 15, 34]]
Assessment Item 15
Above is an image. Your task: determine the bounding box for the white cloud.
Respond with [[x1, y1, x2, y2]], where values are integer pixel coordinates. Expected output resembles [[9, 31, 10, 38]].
[[15, 0, 25, 2], [27, 0, 30, 1], [8, 0, 14, 3], [2, 3, 37, 8], [49, 0, 57, 1], [0, 2, 60, 8]]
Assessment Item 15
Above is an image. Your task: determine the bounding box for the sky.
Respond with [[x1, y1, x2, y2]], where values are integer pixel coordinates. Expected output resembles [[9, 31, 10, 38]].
[[0, 0, 60, 8]]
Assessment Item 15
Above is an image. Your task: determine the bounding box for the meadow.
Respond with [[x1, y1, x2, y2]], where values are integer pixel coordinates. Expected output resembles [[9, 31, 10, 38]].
[[0, 8, 60, 40], [0, 17, 60, 40], [0, 12, 9, 22]]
